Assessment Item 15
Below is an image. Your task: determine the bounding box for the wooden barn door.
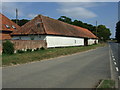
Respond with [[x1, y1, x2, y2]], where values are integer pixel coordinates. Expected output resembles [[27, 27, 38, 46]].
[[84, 38, 88, 46]]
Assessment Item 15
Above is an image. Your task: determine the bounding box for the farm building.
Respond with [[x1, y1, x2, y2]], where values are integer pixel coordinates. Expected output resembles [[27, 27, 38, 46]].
[[0, 13, 20, 40], [11, 15, 98, 48]]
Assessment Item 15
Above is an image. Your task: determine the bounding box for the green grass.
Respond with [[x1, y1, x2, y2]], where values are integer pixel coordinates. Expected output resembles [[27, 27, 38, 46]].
[[2, 43, 106, 66], [98, 80, 115, 89]]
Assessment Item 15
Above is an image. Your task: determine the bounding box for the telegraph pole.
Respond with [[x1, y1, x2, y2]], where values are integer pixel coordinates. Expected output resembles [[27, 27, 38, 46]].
[[16, 8, 18, 24], [96, 21, 97, 36]]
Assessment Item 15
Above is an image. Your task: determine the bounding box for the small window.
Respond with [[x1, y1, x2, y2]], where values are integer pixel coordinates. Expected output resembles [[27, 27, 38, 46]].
[[12, 25, 16, 29], [5, 25, 10, 29], [39, 35, 41, 38], [36, 22, 42, 28], [37, 23, 40, 27], [75, 40, 76, 44]]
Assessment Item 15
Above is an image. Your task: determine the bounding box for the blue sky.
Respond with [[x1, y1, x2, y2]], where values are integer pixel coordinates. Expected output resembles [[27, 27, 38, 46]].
[[2, 2, 118, 38]]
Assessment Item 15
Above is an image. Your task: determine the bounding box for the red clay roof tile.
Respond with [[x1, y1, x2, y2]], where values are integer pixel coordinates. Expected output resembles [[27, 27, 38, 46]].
[[0, 13, 20, 31], [12, 14, 97, 39], [0, 13, 20, 40]]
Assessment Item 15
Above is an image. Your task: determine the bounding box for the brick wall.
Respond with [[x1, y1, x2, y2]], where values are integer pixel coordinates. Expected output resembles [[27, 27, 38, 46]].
[[10, 40, 47, 52]]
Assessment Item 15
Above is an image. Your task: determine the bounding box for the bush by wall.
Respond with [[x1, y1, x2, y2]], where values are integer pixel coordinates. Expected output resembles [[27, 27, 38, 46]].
[[3, 40, 14, 54]]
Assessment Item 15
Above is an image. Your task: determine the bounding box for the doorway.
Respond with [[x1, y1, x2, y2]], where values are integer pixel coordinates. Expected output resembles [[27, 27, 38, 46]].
[[84, 38, 88, 46]]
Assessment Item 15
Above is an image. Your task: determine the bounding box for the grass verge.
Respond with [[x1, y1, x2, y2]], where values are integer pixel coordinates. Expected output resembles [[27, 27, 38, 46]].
[[2, 43, 106, 66], [97, 80, 115, 89]]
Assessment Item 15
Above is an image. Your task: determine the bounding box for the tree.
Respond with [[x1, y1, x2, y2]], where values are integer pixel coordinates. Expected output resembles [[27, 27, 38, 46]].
[[3, 40, 14, 54], [11, 19, 30, 26], [58, 16, 72, 24], [97, 25, 111, 41], [58, 16, 111, 41], [115, 21, 120, 42], [72, 20, 83, 27]]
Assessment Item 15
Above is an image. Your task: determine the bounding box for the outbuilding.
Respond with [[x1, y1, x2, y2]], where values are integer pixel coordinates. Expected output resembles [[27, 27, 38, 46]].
[[11, 15, 98, 48], [0, 13, 20, 40]]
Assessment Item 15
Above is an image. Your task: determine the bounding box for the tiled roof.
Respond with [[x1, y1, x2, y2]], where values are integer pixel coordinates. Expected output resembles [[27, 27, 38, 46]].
[[1, 33, 11, 40], [0, 13, 20, 40], [0, 13, 20, 31], [12, 15, 97, 39]]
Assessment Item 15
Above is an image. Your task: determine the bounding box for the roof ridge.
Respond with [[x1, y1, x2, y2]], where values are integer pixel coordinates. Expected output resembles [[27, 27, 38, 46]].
[[40, 15, 47, 34]]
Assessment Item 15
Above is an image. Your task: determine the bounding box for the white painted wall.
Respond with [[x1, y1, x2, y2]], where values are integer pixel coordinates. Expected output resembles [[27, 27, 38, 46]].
[[88, 39, 98, 45], [46, 35, 84, 48], [12, 35, 46, 40], [12, 35, 98, 48]]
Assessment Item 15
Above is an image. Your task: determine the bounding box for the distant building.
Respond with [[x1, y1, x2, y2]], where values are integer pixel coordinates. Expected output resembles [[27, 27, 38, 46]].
[[11, 15, 98, 48], [0, 13, 20, 40]]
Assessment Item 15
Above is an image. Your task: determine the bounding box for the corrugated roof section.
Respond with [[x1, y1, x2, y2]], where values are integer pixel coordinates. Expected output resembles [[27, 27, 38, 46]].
[[12, 14, 97, 39]]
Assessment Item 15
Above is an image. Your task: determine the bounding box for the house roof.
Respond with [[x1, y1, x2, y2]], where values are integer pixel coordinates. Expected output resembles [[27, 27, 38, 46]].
[[12, 14, 97, 39], [0, 13, 20, 32]]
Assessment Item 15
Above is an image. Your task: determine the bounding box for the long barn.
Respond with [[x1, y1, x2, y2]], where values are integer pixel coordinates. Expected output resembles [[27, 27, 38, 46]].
[[11, 15, 98, 48]]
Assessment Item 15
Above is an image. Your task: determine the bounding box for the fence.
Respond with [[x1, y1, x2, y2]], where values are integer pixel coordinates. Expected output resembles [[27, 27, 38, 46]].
[[10, 40, 47, 52]]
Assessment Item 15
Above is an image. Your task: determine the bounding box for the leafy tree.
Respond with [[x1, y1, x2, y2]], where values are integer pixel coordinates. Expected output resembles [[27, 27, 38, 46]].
[[97, 25, 111, 41], [11, 19, 30, 26], [115, 21, 120, 42], [58, 16, 111, 41], [58, 16, 72, 24], [72, 20, 83, 27]]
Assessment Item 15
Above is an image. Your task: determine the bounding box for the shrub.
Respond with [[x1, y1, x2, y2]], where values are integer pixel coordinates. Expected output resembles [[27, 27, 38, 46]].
[[3, 40, 14, 54], [17, 50, 25, 53], [40, 47, 45, 50], [27, 49, 32, 52], [34, 48, 39, 51]]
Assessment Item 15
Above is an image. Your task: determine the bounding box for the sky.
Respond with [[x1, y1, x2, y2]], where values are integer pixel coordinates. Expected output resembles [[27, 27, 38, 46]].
[[1, 2, 119, 38]]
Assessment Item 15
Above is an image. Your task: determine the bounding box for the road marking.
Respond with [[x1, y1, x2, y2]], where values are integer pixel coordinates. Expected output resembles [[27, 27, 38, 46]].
[[114, 62, 117, 65], [115, 67, 119, 72], [119, 76, 120, 80], [113, 58, 115, 61], [109, 44, 114, 79], [112, 55, 114, 58]]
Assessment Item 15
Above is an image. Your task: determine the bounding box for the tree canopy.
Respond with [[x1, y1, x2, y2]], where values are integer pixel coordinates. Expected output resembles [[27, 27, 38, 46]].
[[58, 16, 111, 41], [11, 19, 30, 26], [115, 21, 120, 43]]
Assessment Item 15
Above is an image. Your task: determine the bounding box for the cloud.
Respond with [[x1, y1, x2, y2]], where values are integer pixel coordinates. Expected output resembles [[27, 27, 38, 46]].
[[2, 2, 36, 19], [57, 2, 99, 19], [2, 2, 24, 18], [58, 7, 97, 19], [27, 14, 37, 19]]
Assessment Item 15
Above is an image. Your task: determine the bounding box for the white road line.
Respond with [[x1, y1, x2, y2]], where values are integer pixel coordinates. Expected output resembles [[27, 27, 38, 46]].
[[112, 55, 114, 58], [113, 58, 115, 61], [119, 76, 120, 80], [109, 44, 114, 79], [115, 67, 119, 72], [114, 62, 117, 65]]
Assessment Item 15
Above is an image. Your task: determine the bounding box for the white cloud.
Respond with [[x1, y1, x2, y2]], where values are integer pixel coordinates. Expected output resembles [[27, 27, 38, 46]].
[[58, 7, 97, 19], [2, 2, 37, 19], [57, 2, 98, 19], [2, 2, 24, 18], [27, 14, 37, 19]]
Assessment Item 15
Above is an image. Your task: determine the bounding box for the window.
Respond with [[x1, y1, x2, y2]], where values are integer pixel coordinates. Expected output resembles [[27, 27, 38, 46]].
[[37, 23, 40, 27], [5, 25, 10, 29], [12, 25, 16, 29], [36, 22, 42, 28], [75, 40, 76, 44]]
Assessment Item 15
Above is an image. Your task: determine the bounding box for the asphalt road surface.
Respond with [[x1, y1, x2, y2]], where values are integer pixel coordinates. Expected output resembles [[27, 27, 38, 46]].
[[109, 42, 120, 88], [3, 46, 111, 88]]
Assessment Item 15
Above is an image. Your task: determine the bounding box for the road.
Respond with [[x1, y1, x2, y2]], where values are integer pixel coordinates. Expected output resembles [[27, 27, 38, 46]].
[[3, 46, 111, 88], [109, 42, 120, 88]]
